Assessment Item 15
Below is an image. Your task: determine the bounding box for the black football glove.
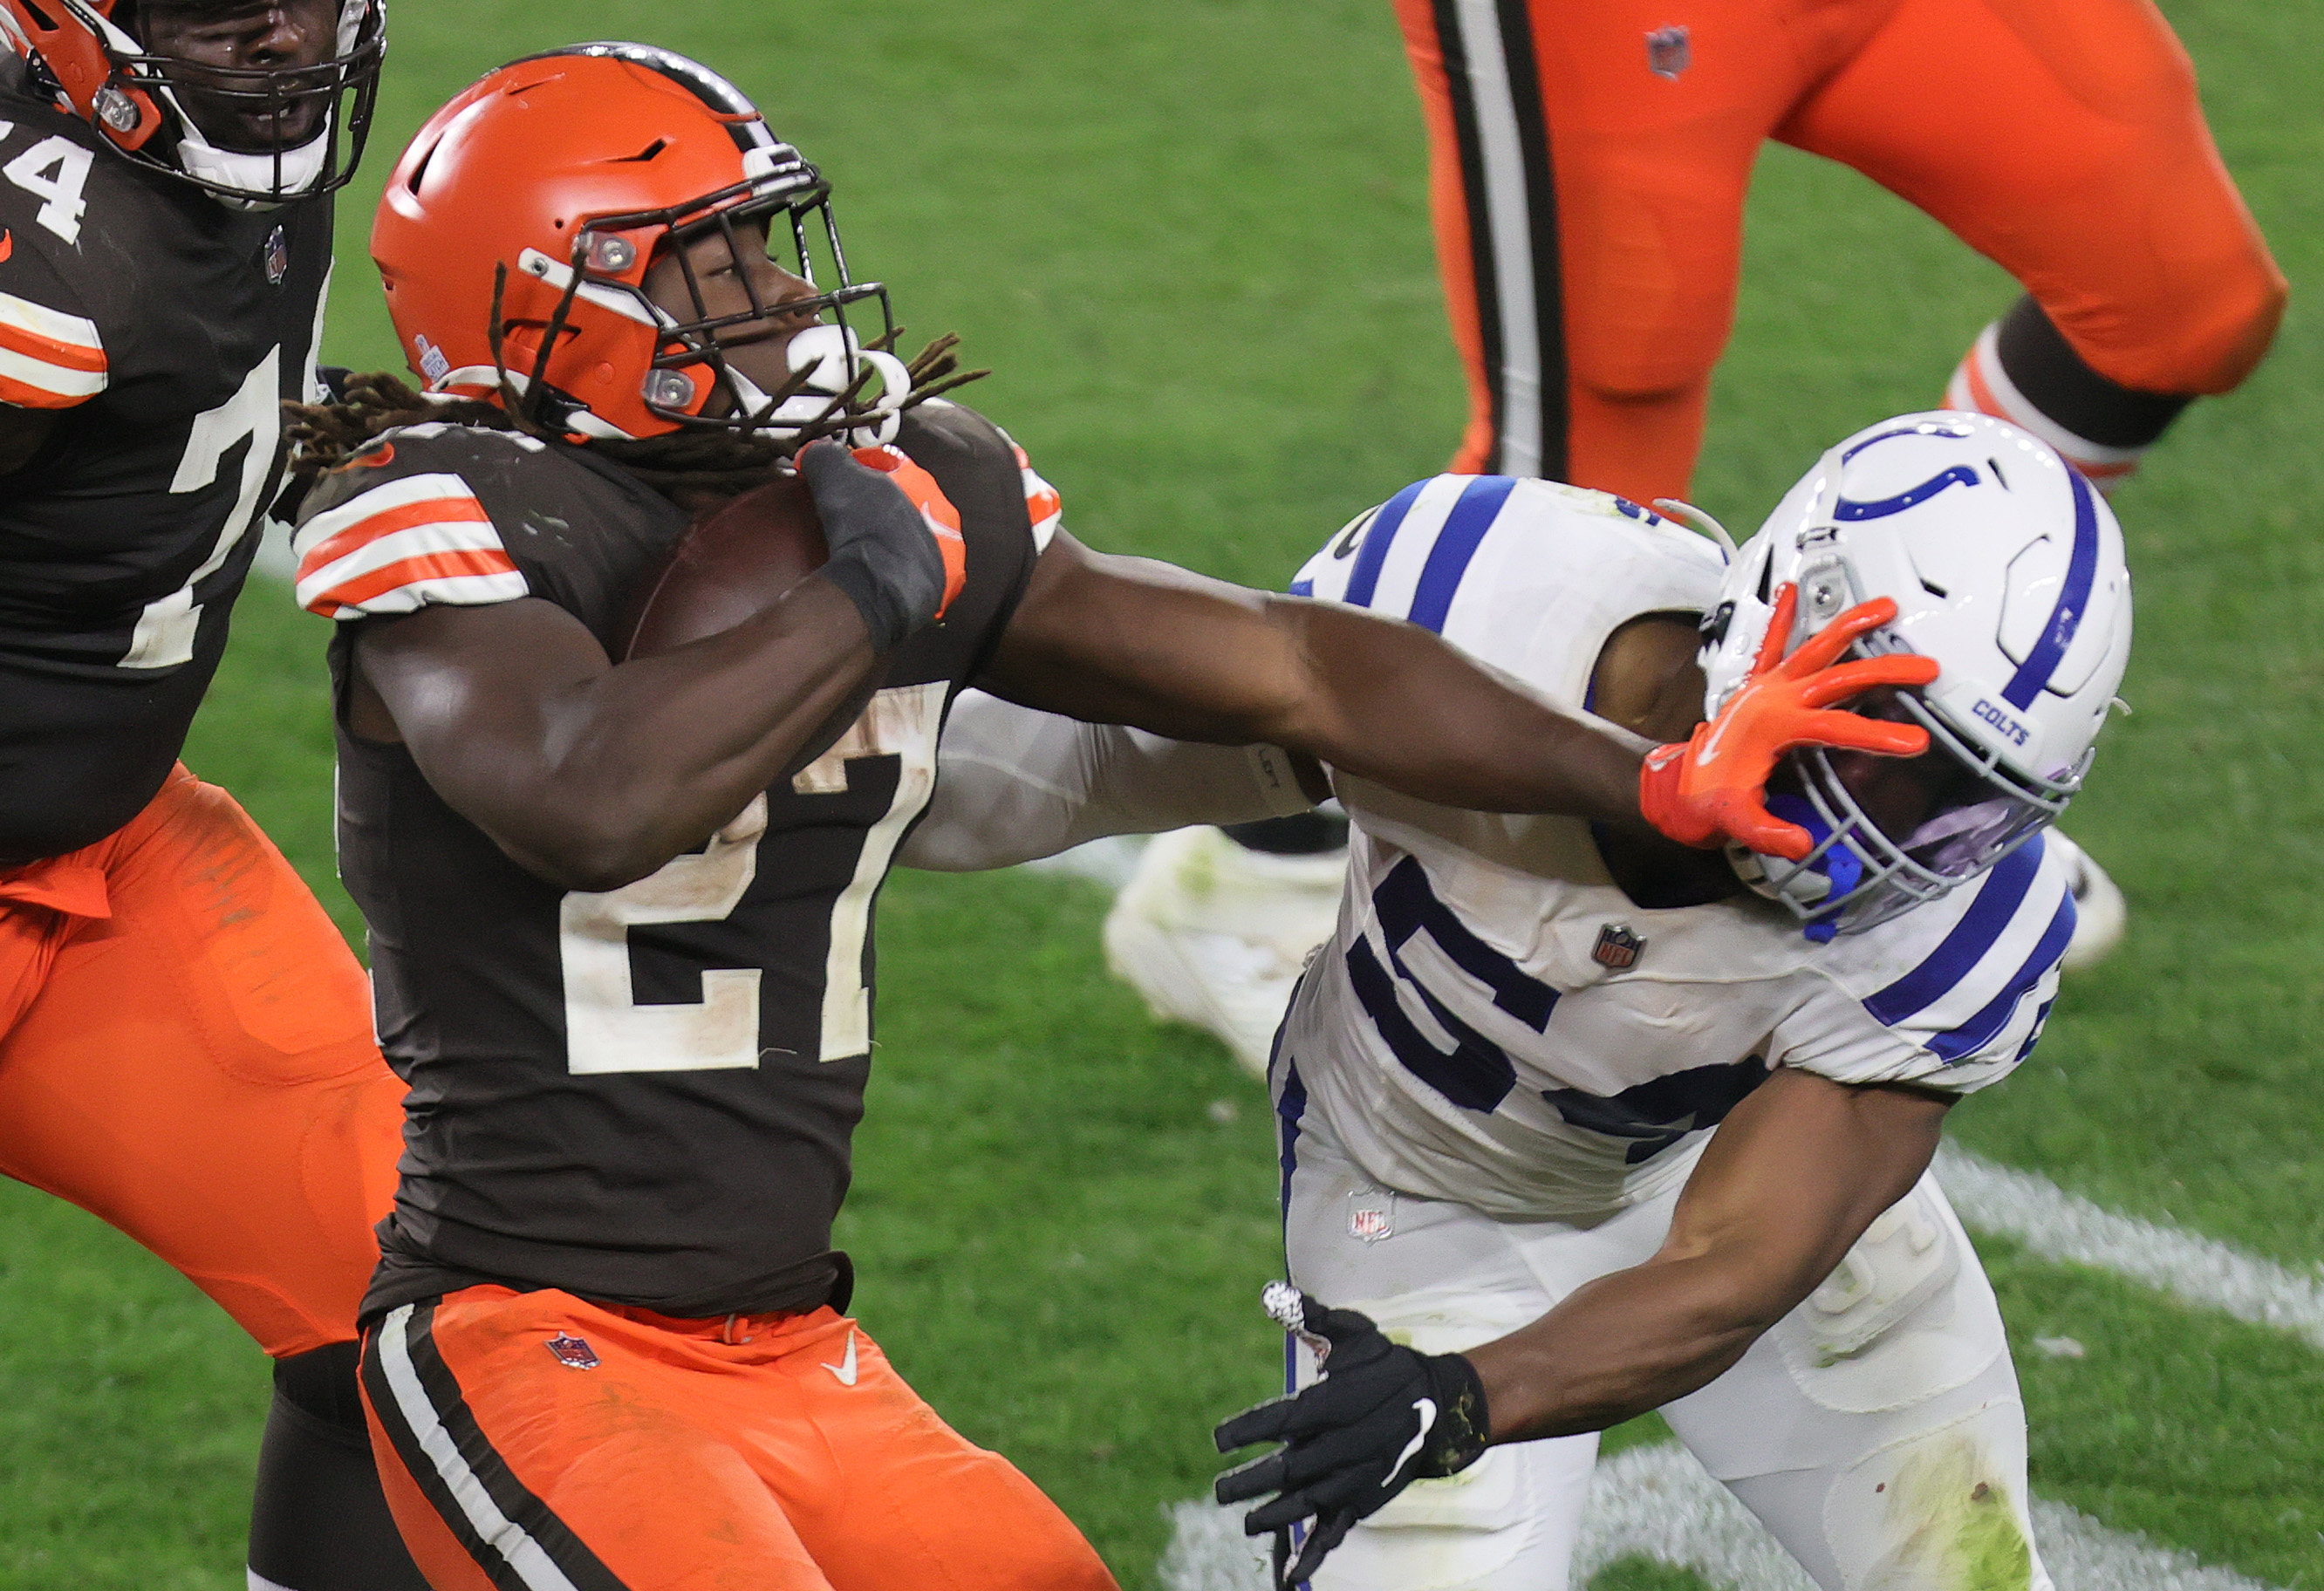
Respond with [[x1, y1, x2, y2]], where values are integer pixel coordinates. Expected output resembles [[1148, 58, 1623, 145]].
[[796, 440, 950, 652], [1214, 1287, 1490, 1588]]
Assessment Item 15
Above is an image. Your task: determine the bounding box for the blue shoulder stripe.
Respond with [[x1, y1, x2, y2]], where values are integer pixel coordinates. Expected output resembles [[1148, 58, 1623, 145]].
[[1927, 894, 2076, 1062], [1342, 480, 1428, 610], [1863, 836, 2046, 1026], [1408, 476, 1516, 633]]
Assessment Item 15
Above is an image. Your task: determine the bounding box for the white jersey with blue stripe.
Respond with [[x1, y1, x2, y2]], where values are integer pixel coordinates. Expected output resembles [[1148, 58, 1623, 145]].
[[1281, 475, 2075, 1220]]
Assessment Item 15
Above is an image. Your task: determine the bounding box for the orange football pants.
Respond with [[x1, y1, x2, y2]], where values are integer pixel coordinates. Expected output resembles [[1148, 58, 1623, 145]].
[[0, 764, 404, 1355], [1398, 0, 2287, 502], [360, 1287, 1120, 1591]]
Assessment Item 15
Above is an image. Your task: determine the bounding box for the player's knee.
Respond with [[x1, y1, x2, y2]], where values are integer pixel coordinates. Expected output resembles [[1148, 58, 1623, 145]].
[[1569, 344, 1717, 409], [2070, 249, 2288, 397], [1817, 1398, 2045, 1591]]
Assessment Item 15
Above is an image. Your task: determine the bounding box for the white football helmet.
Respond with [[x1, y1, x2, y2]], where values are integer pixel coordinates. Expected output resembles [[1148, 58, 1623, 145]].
[[1701, 412, 2132, 937]]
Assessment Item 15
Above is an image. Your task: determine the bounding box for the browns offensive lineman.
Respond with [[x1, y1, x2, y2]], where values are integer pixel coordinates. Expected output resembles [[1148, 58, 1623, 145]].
[[0, 3, 426, 1588], [284, 45, 1911, 1588]]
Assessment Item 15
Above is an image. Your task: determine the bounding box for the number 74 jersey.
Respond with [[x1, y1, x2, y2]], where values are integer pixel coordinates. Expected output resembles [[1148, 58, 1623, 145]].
[[0, 62, 332, 861], [304, 402, 1047, 1326]]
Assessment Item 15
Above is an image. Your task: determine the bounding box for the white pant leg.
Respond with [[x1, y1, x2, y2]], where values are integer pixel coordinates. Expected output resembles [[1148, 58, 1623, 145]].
[[1281, 1121, 1669, 1591], [1659, 1172, 2055, 1591]]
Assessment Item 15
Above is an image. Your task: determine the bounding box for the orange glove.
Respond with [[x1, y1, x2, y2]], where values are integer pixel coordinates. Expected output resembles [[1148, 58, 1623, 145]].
[[1638, 584, 1941, 860], [851, 443, 968, 619]]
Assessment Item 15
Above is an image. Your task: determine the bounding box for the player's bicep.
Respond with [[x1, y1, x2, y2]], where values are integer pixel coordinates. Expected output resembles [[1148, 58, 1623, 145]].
[[352, 599, 614, 816], [979, 530, 1309, 740], [1658, 1066, 1949, 1321]]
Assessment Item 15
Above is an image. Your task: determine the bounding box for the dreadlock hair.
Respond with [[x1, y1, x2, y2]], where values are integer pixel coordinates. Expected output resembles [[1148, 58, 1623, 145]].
[[282, 329, 989, 506]]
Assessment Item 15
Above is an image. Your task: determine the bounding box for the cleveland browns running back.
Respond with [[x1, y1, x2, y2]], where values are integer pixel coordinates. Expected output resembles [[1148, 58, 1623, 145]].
[[0, 4, 421, 1587], [289, 44, 1893, 1588]]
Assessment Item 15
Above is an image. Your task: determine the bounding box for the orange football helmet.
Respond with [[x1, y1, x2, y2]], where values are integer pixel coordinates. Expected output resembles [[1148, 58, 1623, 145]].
[[371, 42, 904, 445], [0, 0, 384, 205]]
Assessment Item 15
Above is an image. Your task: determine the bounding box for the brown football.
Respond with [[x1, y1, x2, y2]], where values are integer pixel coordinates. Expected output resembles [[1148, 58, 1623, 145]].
[[619, 475, 885, 778], [621, 474, 830, 659]]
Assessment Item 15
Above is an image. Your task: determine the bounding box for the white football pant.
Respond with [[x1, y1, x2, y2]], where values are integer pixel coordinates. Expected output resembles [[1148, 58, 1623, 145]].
[[1281, 1116, 2054, 1591]]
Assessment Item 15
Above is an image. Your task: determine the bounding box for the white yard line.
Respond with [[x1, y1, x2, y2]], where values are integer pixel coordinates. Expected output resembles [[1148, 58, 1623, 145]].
[[1159, 1444, 2284, 1591], [1933, 1143, 2324, 1352]]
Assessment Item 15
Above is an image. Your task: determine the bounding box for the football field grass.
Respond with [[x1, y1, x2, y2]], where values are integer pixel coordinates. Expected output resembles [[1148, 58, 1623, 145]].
[[0, 0, 2317, 1584]]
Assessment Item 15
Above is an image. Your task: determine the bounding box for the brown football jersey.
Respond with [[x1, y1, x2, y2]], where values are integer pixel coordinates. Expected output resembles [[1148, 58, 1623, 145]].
[[296, 402, 1048, 1321]]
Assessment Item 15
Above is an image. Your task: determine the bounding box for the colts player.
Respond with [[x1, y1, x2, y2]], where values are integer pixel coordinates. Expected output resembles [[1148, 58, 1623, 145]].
[[284, 44, 1896, 1590], [909, 414, 2130, 1589], [0, 4, 425, 1588], [1105, 0, 2275, 1066]]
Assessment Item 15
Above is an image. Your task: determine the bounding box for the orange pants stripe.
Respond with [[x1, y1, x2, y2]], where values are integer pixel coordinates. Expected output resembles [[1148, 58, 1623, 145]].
[[0, 765, 404, 1355], [1397, 0, 2286, 503], [360, 1286, 1120, 1591]]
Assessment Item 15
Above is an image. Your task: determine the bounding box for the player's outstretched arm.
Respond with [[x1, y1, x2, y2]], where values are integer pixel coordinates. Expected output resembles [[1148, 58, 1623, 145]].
[[980, 532, 1653, 823], [1463, 1067, 1950, 1439]]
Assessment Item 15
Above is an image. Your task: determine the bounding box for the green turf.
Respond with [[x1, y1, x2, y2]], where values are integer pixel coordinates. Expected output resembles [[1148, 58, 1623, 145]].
[[1981, 1233, 2324, 1588], [3, 0, 2317, 1584]]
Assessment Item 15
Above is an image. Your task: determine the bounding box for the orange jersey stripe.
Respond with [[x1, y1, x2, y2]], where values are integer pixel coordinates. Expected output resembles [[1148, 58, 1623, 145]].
[[300, 495, 494, 573], [312, 547, 521, 615], [0, 370, 92, 410], [0, 318, 105, 375]]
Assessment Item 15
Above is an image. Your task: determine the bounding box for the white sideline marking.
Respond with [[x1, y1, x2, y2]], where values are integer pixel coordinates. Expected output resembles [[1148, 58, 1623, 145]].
[[1159, 1444, 2284, 1590], [1933, 1143, 2324, 1352]]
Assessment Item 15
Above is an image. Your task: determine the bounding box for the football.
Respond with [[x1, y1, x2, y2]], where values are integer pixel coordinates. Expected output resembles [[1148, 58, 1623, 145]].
[[620, 472, 830, 659]]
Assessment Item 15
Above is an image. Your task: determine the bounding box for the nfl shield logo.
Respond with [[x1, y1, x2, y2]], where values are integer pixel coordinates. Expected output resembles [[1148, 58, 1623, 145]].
[[545, 1333, 601, 1370], [1593, 924, 1646, 971], [1645, 24, 1692, 79], [263, 225, 290, 286], [1347, 1189, 1396, 1243]]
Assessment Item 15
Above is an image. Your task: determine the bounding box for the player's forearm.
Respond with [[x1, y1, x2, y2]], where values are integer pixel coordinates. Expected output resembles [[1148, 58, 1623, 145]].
[[1467, 1071, 1951, 1443], [521, 578, 880, 885], [1269, 602, 1651, 821], [1461, 1250, 1801, 1442]]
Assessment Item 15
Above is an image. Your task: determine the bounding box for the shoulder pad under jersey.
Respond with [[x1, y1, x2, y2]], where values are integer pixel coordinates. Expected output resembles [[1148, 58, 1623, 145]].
[[1290, 474, 1726, 682], [1774, 835, 2075, 1095], [291, 424, 545, 619]]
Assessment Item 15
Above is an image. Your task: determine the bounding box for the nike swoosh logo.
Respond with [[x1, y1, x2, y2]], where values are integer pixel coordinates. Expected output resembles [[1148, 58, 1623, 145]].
[[821, 1328, 859, 1387], [0, 229, 12, 263], [1387, 1396, 1436, 1488]]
